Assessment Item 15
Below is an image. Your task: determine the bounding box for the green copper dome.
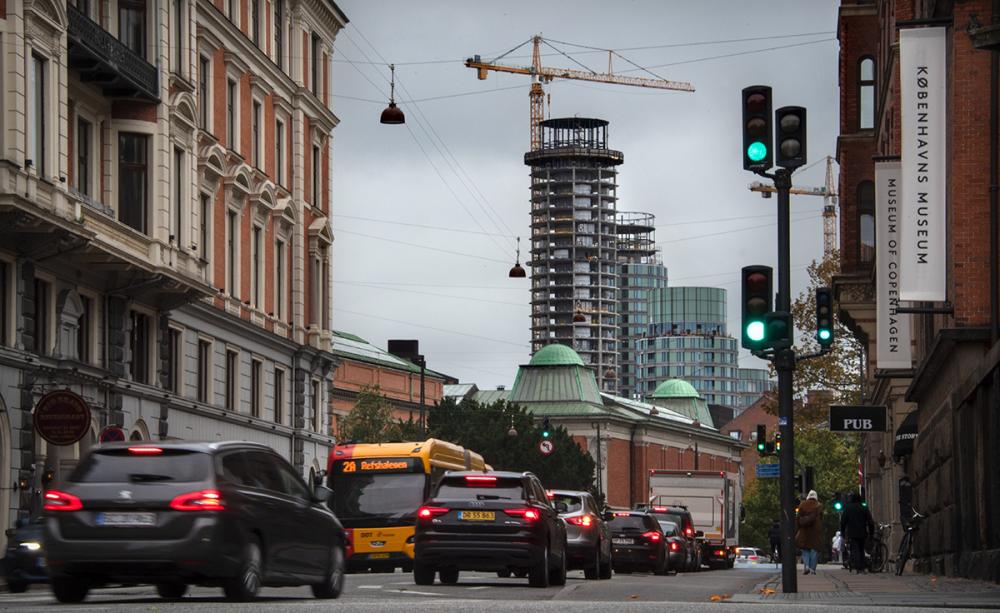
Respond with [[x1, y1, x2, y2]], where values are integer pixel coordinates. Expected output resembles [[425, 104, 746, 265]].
[[651, 379, 701, 399], [529, 344, 585, 367]]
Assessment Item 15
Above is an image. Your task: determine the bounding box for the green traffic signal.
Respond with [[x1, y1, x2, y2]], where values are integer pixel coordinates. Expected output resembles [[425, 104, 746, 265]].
[[747, 141, 768, 163], [834, 500, 843, 511], [746, 321, 765, 342], [541, 417, 551, 439], [818, 329, 832, 341], [815, 287, 834, 347]]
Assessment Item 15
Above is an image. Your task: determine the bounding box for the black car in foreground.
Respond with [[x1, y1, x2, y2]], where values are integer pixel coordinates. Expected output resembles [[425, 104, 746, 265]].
[[43, 441, 346, 603], [413, 471, 567, 587], [607, 511, 668, 575], [3, 516, 47, 592]]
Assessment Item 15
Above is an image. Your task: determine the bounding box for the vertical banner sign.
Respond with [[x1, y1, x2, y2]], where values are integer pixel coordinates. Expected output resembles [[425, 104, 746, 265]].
[[876, 161, 912, 369], [899, 28, 947, 301]]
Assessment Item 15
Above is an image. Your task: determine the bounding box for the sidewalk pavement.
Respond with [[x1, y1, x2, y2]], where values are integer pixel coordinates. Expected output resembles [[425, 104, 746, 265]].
[[729, 563, 1000, 609]]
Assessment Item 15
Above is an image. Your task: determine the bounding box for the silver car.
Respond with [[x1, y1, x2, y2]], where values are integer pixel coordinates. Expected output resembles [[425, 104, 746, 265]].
[[548, 490, 611, 580]]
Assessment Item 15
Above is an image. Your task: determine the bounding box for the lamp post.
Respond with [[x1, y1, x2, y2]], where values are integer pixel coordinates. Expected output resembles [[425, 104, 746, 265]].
[[415, 354, 426, 435]]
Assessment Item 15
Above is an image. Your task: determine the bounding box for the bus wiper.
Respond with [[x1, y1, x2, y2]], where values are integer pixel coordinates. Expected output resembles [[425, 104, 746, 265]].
[[475, 494, 511, 500]]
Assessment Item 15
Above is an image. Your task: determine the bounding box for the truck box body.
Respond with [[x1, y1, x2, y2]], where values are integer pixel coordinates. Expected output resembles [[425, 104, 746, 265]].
[[648, 470, 740, 568]]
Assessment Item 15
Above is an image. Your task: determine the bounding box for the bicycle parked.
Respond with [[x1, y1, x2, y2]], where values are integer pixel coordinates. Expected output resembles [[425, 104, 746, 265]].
[[867, 522, 890, 573], [895, 509, 925, 576]]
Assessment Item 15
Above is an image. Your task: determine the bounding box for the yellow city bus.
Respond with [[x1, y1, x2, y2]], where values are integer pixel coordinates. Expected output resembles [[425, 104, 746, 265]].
[[327, 439, 489, 572]]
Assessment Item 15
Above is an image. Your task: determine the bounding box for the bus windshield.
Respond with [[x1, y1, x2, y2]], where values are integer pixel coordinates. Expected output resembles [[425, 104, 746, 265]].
[[331, 472, 428, 528]]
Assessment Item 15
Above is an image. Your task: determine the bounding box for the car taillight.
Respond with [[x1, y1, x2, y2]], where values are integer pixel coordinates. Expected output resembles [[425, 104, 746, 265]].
[[670, 542, 679, 551], [464, 475, 496, 484], [504, 508, 540, 521], [169, 489, 224, 511], [714, 549, 725, 556], [128, 446, 163, 455], [613, 512, 631, 517], [749, 555, 758, 560], [643, 531, 662, 542], [43, 490, 82, 512], [345, 531, 354, 557], [652, 506, 667, 512], [417, 506, 448, 519], [566, 515, 593, 527], [685, 527, 693, 536]]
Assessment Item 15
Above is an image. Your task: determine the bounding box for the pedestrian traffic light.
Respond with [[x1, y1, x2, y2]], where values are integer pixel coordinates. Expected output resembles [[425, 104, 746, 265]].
[[756, 424, 767, 454], [764, 311, 793, 350], [774, 106, 807, 169], [815, 287, 834, 348], [541, 418, 551, 439], [832, 492, 843, 512], [741, 265, 773, 350], [741, 86, 773, 171]]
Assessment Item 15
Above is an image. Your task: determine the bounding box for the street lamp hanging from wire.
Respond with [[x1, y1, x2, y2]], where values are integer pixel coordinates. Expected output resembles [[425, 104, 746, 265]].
[[380, 64, 405, 124]]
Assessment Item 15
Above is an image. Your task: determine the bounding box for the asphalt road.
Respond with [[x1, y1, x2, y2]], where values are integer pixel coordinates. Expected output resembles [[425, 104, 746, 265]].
[[0, 564, 987, 612]]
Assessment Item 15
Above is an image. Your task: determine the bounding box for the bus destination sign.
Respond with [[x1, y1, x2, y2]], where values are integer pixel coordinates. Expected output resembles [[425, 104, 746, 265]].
[[335, 457, 420, 474]]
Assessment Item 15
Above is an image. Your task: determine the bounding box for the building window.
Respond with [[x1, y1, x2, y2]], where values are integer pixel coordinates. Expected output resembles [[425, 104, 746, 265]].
[[225, 349, 238, 410], [198, 55, 210, 129], [227, 210, 238, 296], [275, 239, 286, 320], [76, 117, 91, 196], [250, 0, 259, 45], [173, 147, 184, 245], [118, 133, 149, 233], [119, 0, 147, 59], [226, 78, 237, 149], [29, 54, 46, 176], [228, 0, 235, 23], [274, 0, 283, 69], [200, 193, 211, 261], [311, 379, 321, 432], [251, 226, 262, 307], [33, 278, 50, 355], [129, 311, 150, 384], [166, 328, 181, 393], [859, 57, 875, 130], [311, 33, 321, 96], [77, 295, 92, 363], [171, 0, 184, 76], [275, 118, 284, 185], [197, 339, 211, 403], [250, 359, 262, 417], [252, 100, 261, 168], [273, 368, 285, 424], [311, 144, 320, 205], [858, 180, 875, 266], [0, 262, 8, 347]]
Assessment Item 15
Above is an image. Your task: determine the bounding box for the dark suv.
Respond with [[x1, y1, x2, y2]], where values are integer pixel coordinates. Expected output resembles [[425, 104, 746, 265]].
[[607, 510, 668, 575], [43, 441, 347, 603], [644, 505, 702, 571], [413, 471, 567, 588]]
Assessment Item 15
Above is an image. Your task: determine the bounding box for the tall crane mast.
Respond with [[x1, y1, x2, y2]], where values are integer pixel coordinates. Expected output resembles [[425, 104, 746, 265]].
[[749, 156, 840, 257], [466, 35, 694, 151]]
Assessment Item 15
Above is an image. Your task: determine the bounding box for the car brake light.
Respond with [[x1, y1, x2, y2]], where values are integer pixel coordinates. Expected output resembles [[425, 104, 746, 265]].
[[643, 531, 662, 542], [128, 446, 163, 455], [464, 475, 496, 483], [715, 549, 725, 556], [417, 506, 448, 519], [566, 515, 593, 527], [749, 555, 758, 560], [504, 508, 540, 521], [685, 527, 693, 536], [169, 489, 224, 511], [652, 506, 667, 512], [613, 512, 631, 517], [545, 490, 554, 498], [43, 490, 83, 512], [670, 542, 679, 551]]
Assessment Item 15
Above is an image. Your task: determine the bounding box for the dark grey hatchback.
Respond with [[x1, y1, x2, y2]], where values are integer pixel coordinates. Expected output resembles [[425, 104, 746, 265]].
[[43, 441, 346, 604]]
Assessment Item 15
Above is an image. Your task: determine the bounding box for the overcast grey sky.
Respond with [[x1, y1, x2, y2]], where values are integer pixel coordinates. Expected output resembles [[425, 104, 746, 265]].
[[329, 0, 840, 389]]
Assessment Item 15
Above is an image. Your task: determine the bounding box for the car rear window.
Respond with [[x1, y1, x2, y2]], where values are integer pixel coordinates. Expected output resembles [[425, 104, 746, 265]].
[[435, 476, 525, 501], [608, 513, 652, 531], [658, 521, 679, 536], [651, 512, 687, 528], [68, 449, 211, 483], [550, 494, 583, 513]]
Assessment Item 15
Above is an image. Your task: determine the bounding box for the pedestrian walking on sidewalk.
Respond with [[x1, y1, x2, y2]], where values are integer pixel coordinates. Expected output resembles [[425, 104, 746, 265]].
[[831, 531, 844, 564], [840, 492, 874, 573], [768, 520, 782, 564], [795, 490, 824, 575]]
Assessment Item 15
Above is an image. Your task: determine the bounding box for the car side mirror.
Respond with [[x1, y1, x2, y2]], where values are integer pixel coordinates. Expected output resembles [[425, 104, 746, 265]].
[[312, 484, 333, 504], [4, 529, 14, 538], [553, 501, 568, 513], [695, 530, 704, 538]]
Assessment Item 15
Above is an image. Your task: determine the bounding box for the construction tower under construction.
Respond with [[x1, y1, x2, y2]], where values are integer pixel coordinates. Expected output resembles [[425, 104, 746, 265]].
[[525, 118, 622, 390]]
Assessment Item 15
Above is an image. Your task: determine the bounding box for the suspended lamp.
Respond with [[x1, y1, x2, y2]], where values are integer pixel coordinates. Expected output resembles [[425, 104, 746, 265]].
[[509, 236, 526, 278], [380, 64, 405, 125]]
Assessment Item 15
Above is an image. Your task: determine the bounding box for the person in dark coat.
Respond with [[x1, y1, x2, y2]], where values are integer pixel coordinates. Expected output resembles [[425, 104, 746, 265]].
[[839, 492, 874, 573], [795, 490, 824, 574], [768, 520, 782, 563]]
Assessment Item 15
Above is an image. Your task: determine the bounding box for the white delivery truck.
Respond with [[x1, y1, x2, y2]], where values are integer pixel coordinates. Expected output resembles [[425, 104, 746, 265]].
[[647, 470, 741, 569]]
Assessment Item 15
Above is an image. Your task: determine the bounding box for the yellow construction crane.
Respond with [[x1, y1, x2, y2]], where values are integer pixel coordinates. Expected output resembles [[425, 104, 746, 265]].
[[749, 156, 839, 257], [466, 35, 694, 151]]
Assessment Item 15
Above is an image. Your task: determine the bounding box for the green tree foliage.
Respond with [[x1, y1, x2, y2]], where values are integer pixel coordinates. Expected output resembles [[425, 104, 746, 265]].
[[338, 385, 402, 443], [428, 397, 595, 491]]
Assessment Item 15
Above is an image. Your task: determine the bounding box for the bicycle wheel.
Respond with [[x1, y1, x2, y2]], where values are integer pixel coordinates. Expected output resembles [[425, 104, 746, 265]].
[[895, 532, 911, 576], [871, 542, 888, 573]]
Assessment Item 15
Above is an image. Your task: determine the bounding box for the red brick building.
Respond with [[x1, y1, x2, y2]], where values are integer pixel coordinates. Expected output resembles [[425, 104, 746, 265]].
[[722, 394, 778, 490]]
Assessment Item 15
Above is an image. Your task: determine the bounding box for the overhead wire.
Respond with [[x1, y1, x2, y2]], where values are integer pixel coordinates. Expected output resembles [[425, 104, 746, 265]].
[[335, 309, 530, 348], [334, 228, 510, 264], [334, 280, 525, 307]]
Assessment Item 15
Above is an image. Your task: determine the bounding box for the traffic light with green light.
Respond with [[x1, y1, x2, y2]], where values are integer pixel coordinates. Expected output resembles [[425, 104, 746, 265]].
[[742, 86, 773, 172], [832, 492, 844, 512], [775, 106, 807, 169], [756, 424, 767, 454], [815, 287, 834, 348], [541, 418, 551, 439], [741, 265, 773, 350]]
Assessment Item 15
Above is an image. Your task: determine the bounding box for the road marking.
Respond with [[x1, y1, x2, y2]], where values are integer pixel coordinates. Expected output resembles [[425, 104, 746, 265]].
[[391, 588, 447, 596], [357, 585, 383, 589], [466, 586, 489, 590]]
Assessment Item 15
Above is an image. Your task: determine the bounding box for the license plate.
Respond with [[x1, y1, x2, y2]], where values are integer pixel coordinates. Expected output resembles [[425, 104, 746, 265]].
[[612, 537, 635, 545], [369, 553, 390, 560], [97, 512, 156, 527], [458, 511, 495, 521]]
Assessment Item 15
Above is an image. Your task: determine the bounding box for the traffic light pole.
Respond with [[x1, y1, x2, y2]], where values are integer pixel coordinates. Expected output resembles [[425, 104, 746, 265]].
[[774, 168, 797, 593]]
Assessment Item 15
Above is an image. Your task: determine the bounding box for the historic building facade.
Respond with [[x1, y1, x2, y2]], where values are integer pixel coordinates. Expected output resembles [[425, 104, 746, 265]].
[[0, 0, 347, 537]]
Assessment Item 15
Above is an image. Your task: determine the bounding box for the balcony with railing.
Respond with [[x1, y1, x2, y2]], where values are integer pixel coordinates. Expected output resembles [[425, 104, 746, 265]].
[[67, 4, 159, 102]]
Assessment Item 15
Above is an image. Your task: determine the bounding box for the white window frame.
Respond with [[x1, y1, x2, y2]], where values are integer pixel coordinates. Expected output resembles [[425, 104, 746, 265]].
[[274, 116, 286, 186], [166, 324, 184, 393], [251, 98, 262, 169], [250, 223, 263, 308], [225, 74, 240, 152], [74, 110, 98, 199], [171, 0, 186, 78], [225, 207, 240, 298], [197, 336, 213, 403], [273, 0, 284, 70], [111, 121, 156, 235], [225, 346, 240, 411], [311, 143, 320, 206], [128, 306, 157, 385], [198, 53, 212, 132], [250, 357, 262, 417], [172, 145, 186, 247], [28, 51, 51, 178], [274, 237, 287, 320], [273, 366, 285, 425], [199, 191, 212, 263], [76, 288, 100, 366]]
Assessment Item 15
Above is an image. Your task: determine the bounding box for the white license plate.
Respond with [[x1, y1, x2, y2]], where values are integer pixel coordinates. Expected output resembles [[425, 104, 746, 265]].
[[612, 537, 635, 545], [97, 512, 156, 527]]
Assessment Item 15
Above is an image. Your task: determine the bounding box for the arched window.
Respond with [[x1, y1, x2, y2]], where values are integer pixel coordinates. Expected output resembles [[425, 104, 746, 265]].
[[859, 57, 876, 130], [858, 181, 875, 265]]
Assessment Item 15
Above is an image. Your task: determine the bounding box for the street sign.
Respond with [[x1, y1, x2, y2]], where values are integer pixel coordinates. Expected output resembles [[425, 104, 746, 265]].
[[538, 440, 554, 456], [99, 426, 126, 443], [33, 390, 91, 446], [756, 463, 780, 478], [829, 405, 888, 432]]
